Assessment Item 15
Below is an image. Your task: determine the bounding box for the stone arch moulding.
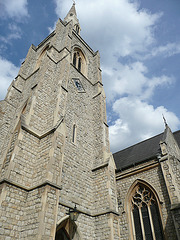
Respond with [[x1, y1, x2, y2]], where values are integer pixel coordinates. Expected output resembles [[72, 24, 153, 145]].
[[55, 215, 82, 240], [35, 43, 50, 69], [72, 45, 88, 77], [125, 179, 163, 208], [125, 179, 165, 240]]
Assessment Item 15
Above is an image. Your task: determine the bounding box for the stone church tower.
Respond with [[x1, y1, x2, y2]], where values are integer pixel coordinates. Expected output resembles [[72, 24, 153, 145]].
[[0, 3, 119, 239], [0, 3, 180, 240]]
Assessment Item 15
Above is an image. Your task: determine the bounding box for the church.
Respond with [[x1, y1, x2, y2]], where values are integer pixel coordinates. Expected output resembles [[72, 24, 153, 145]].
[[0, 3, 179, 240]]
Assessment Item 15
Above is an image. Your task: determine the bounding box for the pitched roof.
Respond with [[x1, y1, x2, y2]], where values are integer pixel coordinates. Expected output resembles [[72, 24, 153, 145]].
[[113, 130, 180, 172]]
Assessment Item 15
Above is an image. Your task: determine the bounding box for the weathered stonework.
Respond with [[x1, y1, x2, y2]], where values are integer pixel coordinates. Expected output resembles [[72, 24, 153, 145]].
[[0, 3, 179, 240]]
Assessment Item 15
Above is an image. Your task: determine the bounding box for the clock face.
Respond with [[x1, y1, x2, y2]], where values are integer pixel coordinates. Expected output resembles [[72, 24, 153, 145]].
[[73, 79, 85, 92]]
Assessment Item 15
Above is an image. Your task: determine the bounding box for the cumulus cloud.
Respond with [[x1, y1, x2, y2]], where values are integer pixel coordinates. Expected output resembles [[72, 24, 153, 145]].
[[0, 56, 19, 100], [109, 97, 180, 152], [0, 0, 29, 20], [53, 0, 161, 61], [103, 61, 173, 102]]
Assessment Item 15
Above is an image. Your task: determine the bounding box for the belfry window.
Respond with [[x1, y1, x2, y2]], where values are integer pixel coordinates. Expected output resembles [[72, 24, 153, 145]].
[[72, 48, 87, 76], [130, 184, 164, 240]]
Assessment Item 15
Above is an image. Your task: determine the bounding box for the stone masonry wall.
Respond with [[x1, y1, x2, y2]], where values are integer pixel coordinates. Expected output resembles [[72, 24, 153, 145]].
[[0, 184, 26, 240], [116, 162, 177, 240], [0, 13, 120, 239]]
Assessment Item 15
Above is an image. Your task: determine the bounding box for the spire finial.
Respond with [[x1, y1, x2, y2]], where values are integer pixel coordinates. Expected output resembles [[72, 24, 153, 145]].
[[162, 114, 168, 127], [73, 0, 76, 4]]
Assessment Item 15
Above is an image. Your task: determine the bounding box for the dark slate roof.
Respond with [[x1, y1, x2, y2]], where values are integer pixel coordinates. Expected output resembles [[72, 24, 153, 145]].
[[174, 130, 180, 146], [113, 130, 180, 172]]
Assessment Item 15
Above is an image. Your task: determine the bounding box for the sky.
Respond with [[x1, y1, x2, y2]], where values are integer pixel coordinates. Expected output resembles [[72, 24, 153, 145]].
[[0, 0, 180, 153]]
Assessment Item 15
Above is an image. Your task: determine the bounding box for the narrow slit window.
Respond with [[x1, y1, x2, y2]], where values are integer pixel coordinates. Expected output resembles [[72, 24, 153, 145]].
[[72, 124, 76, 143]]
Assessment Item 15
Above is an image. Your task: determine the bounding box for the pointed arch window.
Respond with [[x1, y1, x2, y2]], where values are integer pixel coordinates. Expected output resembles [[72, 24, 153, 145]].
[[130, 183, 164, 240], [72, 48, 87, 76]]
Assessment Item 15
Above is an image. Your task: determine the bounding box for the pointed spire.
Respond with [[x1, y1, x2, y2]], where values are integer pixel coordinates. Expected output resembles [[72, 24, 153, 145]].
[[64, 2, 81, 34], [66, 2, 77, 18], [162, 114, 168, 127]]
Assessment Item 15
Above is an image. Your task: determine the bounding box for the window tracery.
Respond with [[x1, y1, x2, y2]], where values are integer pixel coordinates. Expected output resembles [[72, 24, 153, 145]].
[[130, 184, 164, 240]]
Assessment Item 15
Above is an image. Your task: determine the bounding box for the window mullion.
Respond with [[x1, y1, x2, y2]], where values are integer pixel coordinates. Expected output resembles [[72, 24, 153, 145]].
[[148, 205, 156, 240], [139, 206, 146, 240], [131, 209, 137, 240]]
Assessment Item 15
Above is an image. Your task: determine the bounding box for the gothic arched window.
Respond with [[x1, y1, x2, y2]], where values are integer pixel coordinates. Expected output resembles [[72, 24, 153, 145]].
[[130, 183, 164, 240], [75, 24, 80, 34], [72, 48, 87, 76]]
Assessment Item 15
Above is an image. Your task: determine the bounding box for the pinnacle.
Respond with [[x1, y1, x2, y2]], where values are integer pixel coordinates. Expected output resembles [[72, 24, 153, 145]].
[[66, 2, 77, 18]]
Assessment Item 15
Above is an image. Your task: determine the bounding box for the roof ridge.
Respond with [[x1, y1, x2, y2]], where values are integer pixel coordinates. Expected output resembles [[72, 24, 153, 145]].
[[113, 132, 163, 154], [173, 129, 180, 135]]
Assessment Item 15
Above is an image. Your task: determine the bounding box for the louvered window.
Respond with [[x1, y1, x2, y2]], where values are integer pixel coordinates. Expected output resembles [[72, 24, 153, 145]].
[[131, 184, 164, 240]]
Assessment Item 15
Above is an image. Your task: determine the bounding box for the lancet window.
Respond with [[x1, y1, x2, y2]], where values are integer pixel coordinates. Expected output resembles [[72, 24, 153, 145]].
[[72, 124, 77, 143], [72, 48, 87, 76], [130, 184, 164, 240]]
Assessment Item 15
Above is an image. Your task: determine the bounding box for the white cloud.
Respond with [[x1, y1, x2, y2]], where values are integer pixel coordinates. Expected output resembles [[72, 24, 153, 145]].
[[103, 61, 173, 102], [0, 24, 22, 43], [109, 97, 180, 152], [136, 42, 180, 60], [0, 56, 19, 100], [53, 0, 161, 61], [0, 0, 29, 20], [150, 43, 180, 58]]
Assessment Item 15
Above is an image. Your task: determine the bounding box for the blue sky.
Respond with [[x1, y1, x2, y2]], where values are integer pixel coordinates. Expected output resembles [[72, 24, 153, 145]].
[[0, 0, 180, 153]]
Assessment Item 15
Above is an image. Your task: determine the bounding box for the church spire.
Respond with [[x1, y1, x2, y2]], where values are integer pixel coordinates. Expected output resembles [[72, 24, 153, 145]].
[[64, 2, 81, 35], [66, 1, 77, 17]]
